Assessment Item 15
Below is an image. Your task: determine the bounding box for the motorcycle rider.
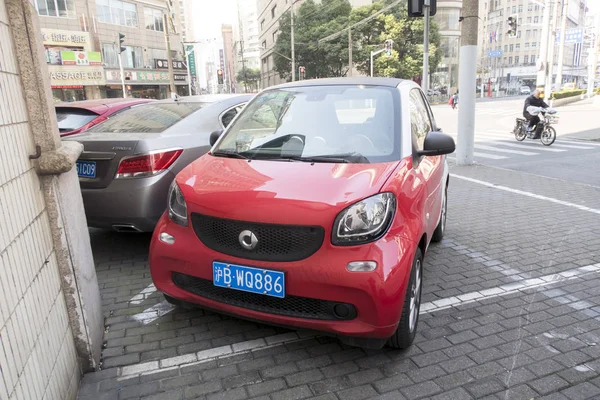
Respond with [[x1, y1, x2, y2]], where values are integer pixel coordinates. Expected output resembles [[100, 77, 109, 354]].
[[523, 89, 549, 135]]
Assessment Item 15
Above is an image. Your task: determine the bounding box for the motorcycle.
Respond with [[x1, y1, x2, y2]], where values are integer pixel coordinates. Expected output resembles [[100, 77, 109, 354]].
[[513, 107, 558, 146]]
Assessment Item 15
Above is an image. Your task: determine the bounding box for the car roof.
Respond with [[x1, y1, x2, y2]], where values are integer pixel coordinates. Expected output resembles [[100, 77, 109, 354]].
[[268, 77, 406, 90], [54, 98, 154, 113], [157, 94, 254, 103]]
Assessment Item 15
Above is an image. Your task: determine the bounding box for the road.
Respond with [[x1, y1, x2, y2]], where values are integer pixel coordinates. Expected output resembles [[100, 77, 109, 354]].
[[432, 96, 600, 186]]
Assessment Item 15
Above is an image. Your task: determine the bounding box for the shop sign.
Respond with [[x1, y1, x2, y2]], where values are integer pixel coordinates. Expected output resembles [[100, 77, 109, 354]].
[[105, 70, 187, 84], [154, 59, 186, 70], [42, 29, 90, 47], [48, 65, 106, 86], [60, 51, 102, 66]]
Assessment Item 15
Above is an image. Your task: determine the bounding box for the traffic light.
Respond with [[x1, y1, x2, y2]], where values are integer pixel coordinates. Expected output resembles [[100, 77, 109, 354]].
[[385, 39, 393, 56], [408, 0, 437, 17], [217, 69, 223, 85], [507, 15, 518, 37], [118, 33, 126, 54]]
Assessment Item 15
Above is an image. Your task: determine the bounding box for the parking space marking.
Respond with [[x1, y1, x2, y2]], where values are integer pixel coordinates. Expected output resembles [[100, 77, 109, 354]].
[[451, 174, 600, 215], [421, 263, 600, 314], [129, 283, 157, 305]]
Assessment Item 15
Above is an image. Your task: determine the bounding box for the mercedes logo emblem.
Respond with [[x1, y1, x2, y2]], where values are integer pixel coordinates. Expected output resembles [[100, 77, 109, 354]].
[[238, 230, 258, 250]]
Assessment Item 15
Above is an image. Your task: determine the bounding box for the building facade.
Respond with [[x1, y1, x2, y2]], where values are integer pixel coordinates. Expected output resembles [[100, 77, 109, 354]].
[[233, 0, 261, 92], [478, 0, 589, 91], [2, 1, 103, 399], [432, 0, 462, 95], [222, 24, 237, 92], [35, 0, 190, 101]]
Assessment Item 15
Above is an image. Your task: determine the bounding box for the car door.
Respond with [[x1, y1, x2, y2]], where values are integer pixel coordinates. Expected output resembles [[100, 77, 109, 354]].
[[408, 88, 441, 237]]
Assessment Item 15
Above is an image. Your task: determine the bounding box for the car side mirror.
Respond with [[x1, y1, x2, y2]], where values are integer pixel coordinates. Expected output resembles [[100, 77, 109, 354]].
[[209, 129, 224, 146], [418, 131, 456, 157]]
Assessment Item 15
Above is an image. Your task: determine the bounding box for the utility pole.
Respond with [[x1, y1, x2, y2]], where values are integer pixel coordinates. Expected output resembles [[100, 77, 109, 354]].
[[555, 0, 569, 89], [164, 13, 177, 98], [536, 0, 551, 95], [117, 33, 127, 98], [236, 0, 248, 93], [456, 0, 479, 165], [545, 0, 561, 100], [291, 1, 295, 81], [348, 29, 353, 77], [587, 12, 600, 98], [422, 0, 431, 91]]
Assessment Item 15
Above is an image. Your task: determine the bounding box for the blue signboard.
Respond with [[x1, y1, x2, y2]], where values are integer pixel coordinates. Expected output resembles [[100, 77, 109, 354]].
[[555, 28, 584, 44], [487, 50, 503, 58]]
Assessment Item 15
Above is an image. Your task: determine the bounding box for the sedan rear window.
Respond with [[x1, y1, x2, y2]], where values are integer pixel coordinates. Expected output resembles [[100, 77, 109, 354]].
[[55, 108, 99, 133], [87, 103, 204, 133], [214, 85, 400, 163]]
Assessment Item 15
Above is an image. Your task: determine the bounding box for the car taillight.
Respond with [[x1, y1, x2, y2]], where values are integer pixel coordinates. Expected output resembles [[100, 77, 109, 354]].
[[115, 149, 183, 179]]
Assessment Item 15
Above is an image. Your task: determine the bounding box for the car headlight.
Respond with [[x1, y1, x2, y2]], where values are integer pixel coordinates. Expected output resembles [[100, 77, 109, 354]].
[[168, 180, 188, 226], [332, 193, 396, 246]]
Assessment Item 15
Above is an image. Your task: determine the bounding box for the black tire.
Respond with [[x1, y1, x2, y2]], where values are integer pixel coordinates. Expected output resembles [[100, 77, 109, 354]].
[[431, 185, 447, 243], [541, 126, 556, 146], [387, 248, 423, 349], [514, 122, 526, 141]]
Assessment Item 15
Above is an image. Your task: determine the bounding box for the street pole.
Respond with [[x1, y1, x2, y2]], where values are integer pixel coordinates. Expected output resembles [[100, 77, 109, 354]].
[[117, 44, 127, 98], [555, 0, 568, 89], [348, 29, 353, 77], [545, 0, 560, 100], [185, 49, 192, 95], [164, 13, 177, 98], [536, 0, 551, 95], [371, 51, 374, 77], [587, 12, 600, 98], [291, 2, 295, 81], [456, 0, 478, 165], [422, 0, 430, 91]]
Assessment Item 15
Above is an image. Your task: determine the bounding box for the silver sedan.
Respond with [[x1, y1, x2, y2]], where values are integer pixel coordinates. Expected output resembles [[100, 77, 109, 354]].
[[64, 94, 253, 232]]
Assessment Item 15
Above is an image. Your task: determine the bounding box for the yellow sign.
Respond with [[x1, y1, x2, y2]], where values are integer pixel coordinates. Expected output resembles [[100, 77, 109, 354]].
[[42, 29, 90, 48], [48, 65, 106, 86]]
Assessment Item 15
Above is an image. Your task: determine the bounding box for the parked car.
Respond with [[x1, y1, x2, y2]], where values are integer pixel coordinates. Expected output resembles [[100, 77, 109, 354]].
[[520, 86, 531, 95], [56, 98, 155, 137], [149, 78, 455, 349], [63, 94, 253, 232]]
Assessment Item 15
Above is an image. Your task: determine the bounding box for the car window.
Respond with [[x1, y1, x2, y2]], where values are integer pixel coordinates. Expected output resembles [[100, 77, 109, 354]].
[[86, 103, 204, 133], [214, 85, 400, 163], [408, 88, 432, 152], [55, 108, 99, 133], [220, 103, 246, 128]]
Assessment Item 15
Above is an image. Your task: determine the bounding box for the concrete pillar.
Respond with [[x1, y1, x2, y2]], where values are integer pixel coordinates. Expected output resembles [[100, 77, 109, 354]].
[[5, 0, 103, 372]]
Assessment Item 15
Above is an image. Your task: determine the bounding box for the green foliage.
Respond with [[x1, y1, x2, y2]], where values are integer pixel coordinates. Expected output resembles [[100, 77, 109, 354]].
[[236, 68, 261, 91], [549, 89, 586, 100], [272, 0, 442, 81]]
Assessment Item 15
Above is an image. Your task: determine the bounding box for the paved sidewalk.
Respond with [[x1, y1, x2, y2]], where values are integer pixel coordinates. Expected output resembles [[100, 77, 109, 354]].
[[78, 162, 600, 400]]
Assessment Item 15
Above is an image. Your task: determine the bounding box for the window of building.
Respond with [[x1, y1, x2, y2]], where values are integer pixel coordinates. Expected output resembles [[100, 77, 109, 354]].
[[527, 3, 532, 11], [524, 55, 529, 64], [144, 7, 164, 31], [504, 45, 508, 52], [96, 0, 137, 26], [512, 5, 516, 13], [509, 56, 513, 64], [515, 56, 519, 64], [533, 29, 537, 37], [509, 44, 514, 52], [271, 5, 276, 18], [531, 55, 536, 64], [527, 16, 532, 23], [525, 42, 529, 48], [516, 43, 520, 50], [526, 30, 530, 38], [534, 16, 539, 23], [535, 4, 540, 10], [518, 5, 522, 12], [436, 8, 460, 31], [101, 44, 142, 68], [503, 57, 507, 64], [517, 30, 521, 38], [261, 19, 265, 29], [532, 42, 537, 48], [262, 40, 266, 49], [35, 0, 75, 17], [272, 30, 279, 42]]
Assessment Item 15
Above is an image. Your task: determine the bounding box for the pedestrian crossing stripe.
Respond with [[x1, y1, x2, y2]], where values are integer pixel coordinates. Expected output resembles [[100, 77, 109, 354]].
[[491, 142, 566, 152], [474, 144, 538, 156]]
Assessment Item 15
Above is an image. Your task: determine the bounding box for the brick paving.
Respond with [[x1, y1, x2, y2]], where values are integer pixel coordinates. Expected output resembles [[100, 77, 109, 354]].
[[78, 162, 600, 399]]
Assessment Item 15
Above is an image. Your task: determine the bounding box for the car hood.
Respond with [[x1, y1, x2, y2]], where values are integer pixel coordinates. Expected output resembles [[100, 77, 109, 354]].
[[177, 155, 401, 225]]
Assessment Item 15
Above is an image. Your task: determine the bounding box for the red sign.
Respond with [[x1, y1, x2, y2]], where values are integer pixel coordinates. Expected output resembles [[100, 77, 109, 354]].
[[52, 85, 84, 89]]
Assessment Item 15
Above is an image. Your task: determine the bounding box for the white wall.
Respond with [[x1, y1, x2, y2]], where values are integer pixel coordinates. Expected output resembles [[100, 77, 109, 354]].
[[0, 1, 79, 399]]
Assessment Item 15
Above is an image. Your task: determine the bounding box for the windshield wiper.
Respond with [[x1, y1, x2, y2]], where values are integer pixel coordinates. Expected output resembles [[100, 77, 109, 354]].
[[284, 153, 369, 164], [211, 150, 251, 160]]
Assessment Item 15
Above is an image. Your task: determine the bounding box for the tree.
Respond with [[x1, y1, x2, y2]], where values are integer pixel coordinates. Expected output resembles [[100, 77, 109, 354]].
[[274, 0, 353, 80], [236, 67, 261, 92], [351, 2, 442, 80]]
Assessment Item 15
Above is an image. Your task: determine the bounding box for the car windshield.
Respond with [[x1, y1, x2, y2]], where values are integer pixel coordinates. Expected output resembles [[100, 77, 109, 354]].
[[87, 102, 205, 133], [213, 85, 400, 163], [55, 108, 99, 133]]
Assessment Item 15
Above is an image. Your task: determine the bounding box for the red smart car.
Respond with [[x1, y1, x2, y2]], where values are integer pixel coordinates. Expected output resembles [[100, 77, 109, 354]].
[[149, 78, 455, 349]]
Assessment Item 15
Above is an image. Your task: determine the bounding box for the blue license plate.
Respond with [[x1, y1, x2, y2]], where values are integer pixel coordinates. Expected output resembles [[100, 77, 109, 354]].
[[76, 161, 97, 178], [213, 261, 285, 298]]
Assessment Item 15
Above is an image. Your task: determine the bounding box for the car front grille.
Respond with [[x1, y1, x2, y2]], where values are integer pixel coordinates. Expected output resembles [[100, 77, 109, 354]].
[[172, 272, 356, 321], [190, 213, 325, 262]]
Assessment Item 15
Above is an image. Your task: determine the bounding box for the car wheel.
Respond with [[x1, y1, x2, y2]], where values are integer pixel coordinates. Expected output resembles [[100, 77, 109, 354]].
[[431, 185, 447, 243], [387, 248, 423, 349]]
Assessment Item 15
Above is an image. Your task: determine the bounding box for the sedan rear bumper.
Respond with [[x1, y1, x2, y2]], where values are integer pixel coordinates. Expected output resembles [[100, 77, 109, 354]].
[[81, 171, 175, 232]]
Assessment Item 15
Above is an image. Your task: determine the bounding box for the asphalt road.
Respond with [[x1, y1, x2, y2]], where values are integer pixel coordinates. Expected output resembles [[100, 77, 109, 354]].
[[431, 96, 600, 186]]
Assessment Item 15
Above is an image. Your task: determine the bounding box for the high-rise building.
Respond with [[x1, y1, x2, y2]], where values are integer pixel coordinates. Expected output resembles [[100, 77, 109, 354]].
[[233, 0, 261, 92], [178, 0, 195, 42], [222, 24, 236, 92], [258, 0, 372, 89], [35, 0, 189, 100], [478, 0, 589, 91], [432, 0, 462, 95]]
